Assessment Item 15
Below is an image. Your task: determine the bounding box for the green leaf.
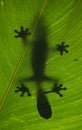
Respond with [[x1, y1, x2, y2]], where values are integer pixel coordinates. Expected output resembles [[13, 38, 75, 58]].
[[0, 0, 82, 130]]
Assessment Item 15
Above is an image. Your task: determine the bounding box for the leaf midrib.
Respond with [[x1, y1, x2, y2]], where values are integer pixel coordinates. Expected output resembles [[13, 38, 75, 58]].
[[0, 0, 48, 111]]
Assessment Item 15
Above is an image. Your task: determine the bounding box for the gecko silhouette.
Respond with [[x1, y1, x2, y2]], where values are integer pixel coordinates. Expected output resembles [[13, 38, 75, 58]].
[[20, 19, 58, 119], [14, 18, 67, 119]]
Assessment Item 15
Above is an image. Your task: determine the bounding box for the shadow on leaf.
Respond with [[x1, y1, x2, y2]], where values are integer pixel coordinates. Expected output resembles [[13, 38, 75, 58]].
[[18, 18, 59, 119]]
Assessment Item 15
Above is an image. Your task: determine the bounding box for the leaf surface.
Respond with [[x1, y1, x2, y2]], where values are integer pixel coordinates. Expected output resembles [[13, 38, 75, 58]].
[[0, 0, 82, 130]]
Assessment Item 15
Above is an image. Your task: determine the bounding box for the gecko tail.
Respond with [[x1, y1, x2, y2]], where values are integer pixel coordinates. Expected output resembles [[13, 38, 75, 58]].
[[37, 86, 52, 119]]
